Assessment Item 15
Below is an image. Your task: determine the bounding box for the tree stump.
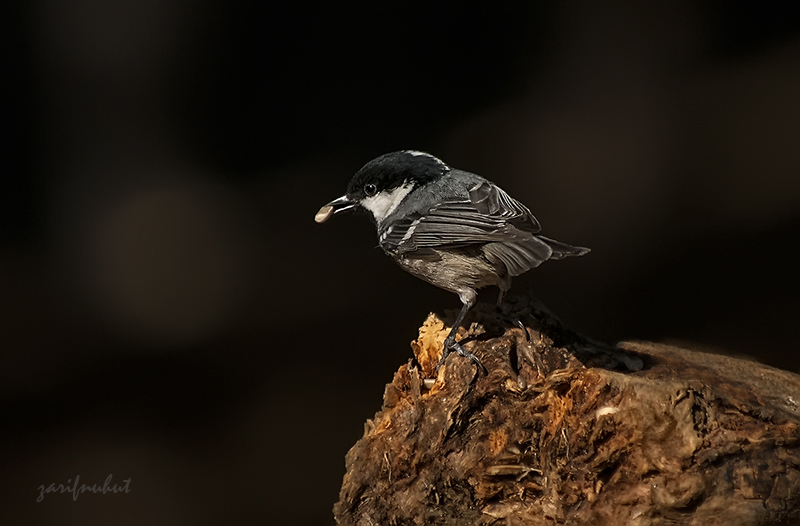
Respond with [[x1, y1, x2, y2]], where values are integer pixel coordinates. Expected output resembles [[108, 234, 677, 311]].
[[333, 298, 800, 525]]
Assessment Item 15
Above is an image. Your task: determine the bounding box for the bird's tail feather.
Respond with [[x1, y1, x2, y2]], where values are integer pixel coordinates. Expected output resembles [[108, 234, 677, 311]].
[[536, 235, 591, 260], [484, 235, 590, 277], [484, 237, 553, 277]]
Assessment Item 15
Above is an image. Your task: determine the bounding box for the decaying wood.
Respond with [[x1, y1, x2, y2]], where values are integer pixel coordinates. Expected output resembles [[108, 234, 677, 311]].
[[333, 297, 800, 525]]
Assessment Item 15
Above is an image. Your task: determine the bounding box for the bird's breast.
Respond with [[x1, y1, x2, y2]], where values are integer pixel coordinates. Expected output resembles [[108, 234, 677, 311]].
[[392, 248, 506, 295]]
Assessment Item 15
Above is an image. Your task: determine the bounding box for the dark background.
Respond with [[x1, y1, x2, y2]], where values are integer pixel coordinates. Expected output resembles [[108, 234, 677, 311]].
[[3, 1, 800, 524]]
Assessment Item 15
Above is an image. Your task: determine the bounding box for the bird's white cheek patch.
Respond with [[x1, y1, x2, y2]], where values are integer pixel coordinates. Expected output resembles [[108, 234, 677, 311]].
[[362, 183, 414, 223]]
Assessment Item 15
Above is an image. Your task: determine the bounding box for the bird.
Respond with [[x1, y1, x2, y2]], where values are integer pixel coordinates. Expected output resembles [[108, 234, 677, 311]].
[[315, 150, 589, 374]]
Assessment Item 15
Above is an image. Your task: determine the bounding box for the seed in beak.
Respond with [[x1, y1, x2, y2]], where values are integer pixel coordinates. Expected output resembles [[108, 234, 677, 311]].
[[315, 205, 334, 223]]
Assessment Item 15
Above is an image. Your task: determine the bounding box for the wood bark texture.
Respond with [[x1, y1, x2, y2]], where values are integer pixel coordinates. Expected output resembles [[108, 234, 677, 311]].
[[333, 298, 800, 526]]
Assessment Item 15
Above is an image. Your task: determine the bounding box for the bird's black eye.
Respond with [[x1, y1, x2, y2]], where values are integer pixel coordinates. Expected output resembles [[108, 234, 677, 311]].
[[364, 184, 377, 196]]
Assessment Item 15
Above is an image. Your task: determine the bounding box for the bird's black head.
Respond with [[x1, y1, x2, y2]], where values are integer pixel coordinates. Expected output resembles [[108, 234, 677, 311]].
[[345, 150, 449, 201], [314, 151, 450, 225]]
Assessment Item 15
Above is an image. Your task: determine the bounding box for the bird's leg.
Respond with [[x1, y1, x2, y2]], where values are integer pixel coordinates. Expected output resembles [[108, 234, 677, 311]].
[[496, 288, 506, 308], [495, 286, 530, 342], [436, 299, 487, 375]]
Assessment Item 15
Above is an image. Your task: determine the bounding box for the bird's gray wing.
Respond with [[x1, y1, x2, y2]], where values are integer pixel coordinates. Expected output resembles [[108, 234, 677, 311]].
[[380, 181, 553, 276]]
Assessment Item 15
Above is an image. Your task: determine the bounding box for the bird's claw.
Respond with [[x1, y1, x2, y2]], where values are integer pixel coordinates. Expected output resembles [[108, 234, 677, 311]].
[[514, 318, 531, 342], [495, 304, 531, 342], [435, 338, 488, 376]]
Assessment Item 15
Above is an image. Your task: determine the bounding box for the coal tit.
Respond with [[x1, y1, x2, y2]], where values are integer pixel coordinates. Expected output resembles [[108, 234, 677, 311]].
[[315, 151, 589, 374]]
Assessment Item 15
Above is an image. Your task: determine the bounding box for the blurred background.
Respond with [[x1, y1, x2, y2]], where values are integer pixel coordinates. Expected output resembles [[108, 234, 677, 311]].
[[3, 1, 800, 524]]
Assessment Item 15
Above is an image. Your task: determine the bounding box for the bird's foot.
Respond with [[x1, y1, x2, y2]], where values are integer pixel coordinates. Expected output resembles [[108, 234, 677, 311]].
[[436, 337, 488, 376], [495, 305, 531, 342]]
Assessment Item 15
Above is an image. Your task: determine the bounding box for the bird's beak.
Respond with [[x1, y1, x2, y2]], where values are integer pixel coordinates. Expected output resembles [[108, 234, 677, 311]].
[[314, 195, 356, 223]]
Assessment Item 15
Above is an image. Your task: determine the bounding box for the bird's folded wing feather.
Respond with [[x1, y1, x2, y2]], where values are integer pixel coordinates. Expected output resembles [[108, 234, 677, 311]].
[[381, 181, 541, 254]]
